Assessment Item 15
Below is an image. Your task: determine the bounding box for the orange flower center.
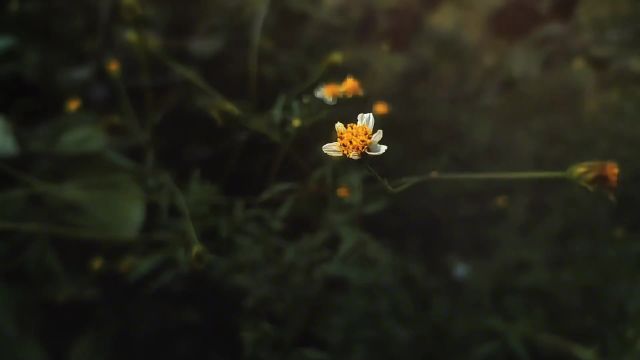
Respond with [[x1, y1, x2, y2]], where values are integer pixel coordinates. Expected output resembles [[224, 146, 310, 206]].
[[337, 123, 372, 157]]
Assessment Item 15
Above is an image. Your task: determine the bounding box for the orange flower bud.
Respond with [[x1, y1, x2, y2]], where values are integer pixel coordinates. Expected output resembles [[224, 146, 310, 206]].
[[567, 161, 619, 198]]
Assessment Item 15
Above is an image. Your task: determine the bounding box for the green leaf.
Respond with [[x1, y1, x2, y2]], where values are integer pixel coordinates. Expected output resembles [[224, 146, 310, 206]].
[[53, 124, 108, 155], [0, 115, 19, 158], [52, 174, 146, 238]]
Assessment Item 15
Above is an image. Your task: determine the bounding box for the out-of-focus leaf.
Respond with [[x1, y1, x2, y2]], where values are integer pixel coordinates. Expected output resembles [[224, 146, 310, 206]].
[[51, 174, 145, 238], [53, 124, 108, 155], [0, 115, 19, 157], [0, 35, 17, 54], [507, 45, 544, 79], [0, 336, 47, 360], [128, 253, 171, 283], [187, 35, 225, 59], [257, 182, 298, 203], [362, 198, 388, 214]]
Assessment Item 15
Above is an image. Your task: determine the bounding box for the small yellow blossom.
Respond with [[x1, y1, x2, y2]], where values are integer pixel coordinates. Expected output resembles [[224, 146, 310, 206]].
[[123, 29, 140, 45], [88, 256, 105, 272], [65, 97, 82, 113], [571, 57, 588, 71], [105, 57, 121, 76], [340, 75, 364, 97], [326, 51, 344, 65], [493, 195, 509, 209], [613, 226, 626, 239], [291, 117, 302, 128], [117, 255, 136, 274], [336, 185, 351, 199], [322, 113, 387, 160], [372, 101, 390, 116]]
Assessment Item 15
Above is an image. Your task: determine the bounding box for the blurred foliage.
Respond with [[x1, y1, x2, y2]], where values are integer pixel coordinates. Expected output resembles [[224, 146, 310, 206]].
[[1, 0, 640, 359]]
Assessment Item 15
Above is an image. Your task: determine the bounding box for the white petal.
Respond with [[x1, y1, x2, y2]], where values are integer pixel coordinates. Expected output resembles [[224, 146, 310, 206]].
[[314, 86, 324, 99], [323, 96, 337, 105], [360, 113, 374, 130], [347, 152, 361, 160], [371, 129, 383, 143], [335, 122, 345, 133], [366, 143, 387, 156], [322, 142, 343, 157]]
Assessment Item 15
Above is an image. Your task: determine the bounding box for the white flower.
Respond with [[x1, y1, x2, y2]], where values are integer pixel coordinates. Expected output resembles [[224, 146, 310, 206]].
[[322, 113, 387, 160]]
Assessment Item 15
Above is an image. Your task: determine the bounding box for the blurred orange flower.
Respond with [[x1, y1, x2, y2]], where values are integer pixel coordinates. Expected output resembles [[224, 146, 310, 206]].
[[372, 101, 390, 116], [314, 82, 342, 105], [336, 185, 351, 199], [340, 75, 364, 97], [105, 57, 121, 76], [314, 75, 365, 105], [65, 97, 82, 113]]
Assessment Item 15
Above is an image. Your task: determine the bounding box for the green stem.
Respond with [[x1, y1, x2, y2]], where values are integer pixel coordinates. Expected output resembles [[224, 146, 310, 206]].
[[249, 0, 270, 101], [0, 221, 170, 243], [166, 176, 200, 247], [112, 75, 143, 135], [365, 164, 567, 193]]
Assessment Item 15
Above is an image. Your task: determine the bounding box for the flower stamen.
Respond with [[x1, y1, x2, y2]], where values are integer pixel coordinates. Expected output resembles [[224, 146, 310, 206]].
[[337, 123, 372, 158]]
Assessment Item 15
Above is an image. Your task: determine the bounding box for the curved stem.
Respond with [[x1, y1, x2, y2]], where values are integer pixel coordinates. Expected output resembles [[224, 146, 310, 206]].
[[165, 176, 200, 247], [249, 0, 271, 101]]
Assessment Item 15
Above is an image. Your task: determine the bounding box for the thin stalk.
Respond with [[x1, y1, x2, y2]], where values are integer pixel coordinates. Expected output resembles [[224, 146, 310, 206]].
[[0, 162, 54, 190], [112, 75, 144, 135], [249, 0, 271, 101], [365, 164, 567, 193], [0, 221, 171, 243], [166, 176, 200, 247]]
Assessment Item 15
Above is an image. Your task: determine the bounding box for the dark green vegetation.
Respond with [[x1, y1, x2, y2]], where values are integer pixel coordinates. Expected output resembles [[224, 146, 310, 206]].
[[1, 0, 640, 359]]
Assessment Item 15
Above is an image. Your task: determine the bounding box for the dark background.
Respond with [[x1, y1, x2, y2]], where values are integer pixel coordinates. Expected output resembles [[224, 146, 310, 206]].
[[1, 0, 639, 359]]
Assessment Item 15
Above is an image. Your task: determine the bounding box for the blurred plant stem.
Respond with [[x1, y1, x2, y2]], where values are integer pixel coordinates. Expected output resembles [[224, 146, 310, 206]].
[[152, 49, 240, 125], [487, 319, 598, 360], [0, 162, 54, 190], [249, 0, 270, 102], [163, 175, 201, 248], [365, 163, 566, 193], [111, 72, 143, 135], [0, 221, 170, 243]]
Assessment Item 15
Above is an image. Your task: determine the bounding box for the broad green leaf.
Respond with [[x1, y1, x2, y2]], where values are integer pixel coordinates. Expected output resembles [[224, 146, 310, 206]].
[[52, 174, 145, 238], [53, 124, 108, 155]]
